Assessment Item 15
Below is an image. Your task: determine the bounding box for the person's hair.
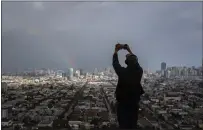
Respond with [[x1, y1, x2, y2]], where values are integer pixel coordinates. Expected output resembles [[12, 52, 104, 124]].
[[125, 54, 138, 65]]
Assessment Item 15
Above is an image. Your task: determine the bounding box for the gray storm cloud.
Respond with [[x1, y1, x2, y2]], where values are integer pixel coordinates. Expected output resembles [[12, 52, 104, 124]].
[[2, 2, 202, 72]]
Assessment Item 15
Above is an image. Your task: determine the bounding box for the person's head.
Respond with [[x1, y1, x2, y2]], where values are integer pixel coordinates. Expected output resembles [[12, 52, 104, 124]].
[[125, 54, 138, 66]]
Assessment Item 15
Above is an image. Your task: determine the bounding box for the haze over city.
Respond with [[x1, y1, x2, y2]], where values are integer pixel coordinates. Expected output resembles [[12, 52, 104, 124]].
[[2, 2, 202, 72]]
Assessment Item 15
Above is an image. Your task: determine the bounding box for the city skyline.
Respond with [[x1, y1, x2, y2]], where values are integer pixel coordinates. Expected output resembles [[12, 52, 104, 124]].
[[2, 2, 202, 73], [1, 67, 203, 130]]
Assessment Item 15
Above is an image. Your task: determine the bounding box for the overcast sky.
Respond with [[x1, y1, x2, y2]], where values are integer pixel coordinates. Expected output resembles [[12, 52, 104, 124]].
[[2, 2, 202, 72]]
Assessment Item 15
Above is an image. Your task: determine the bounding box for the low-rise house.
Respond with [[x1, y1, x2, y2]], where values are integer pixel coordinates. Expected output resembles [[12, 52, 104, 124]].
[[2, 119, 13, 127], [38, 120, 53, 128]]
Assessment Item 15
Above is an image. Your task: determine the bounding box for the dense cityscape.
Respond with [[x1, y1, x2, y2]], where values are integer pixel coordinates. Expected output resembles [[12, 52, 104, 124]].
[[1, 62, 203, 130], [2, 1, 202, 130]]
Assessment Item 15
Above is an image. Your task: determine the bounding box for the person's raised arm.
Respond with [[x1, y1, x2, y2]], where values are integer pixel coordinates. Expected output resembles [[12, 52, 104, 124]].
[[125, 44, 134, 55], [112, 44, 124, 76]]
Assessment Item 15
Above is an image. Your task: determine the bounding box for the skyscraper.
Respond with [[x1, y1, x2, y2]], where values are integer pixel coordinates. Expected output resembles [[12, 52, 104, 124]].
[[161, 62, 166, 71], [69, 68, 74, 80], [161, 62, 167, 78], [80, 69, 84, 76], [167, 70, 171, 78]]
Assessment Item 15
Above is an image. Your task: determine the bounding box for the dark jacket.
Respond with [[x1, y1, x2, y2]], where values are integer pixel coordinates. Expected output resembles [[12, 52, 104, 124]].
[[112, 53, 145, 103]]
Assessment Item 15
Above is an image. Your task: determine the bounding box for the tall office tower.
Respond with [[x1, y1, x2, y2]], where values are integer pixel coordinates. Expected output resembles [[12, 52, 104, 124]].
[[167, 70, 171, 78], [171, 67, 176, 77], [69, 68, 74, 80], [161, 62, 167, 77], [161, 70, 166, 78], [161, 62, 167, 71], [79, 69, 84, 76]]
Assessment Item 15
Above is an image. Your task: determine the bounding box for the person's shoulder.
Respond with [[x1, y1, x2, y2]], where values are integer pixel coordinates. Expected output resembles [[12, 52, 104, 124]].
[[140, 66, 143, 70], [140, 67, 143, 72], [137, 65, 143, 72]]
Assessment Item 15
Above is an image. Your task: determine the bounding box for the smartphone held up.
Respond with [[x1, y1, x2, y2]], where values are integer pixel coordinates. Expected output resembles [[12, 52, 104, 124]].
[[116, 42, 129, 50]]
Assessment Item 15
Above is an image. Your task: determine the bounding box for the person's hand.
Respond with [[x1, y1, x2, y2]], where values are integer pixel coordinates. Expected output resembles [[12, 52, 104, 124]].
[[124, 44, 133, 54], [124, 44, 130, 51], [115, 44, 121, 53]]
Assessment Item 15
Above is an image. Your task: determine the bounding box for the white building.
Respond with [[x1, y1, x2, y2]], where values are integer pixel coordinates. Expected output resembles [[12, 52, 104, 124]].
[[164, 94, 181, 101], [158, 110, 167, 114], [75, 70, 80, 78], [69, 68, 74, 80], [2, 109, 8, 119], [69, 121, 82, 129], [1, 119, 13, 127], [38, 120, 53, 127], [167, 70, 171, 78], [161, 70, 166, 77]]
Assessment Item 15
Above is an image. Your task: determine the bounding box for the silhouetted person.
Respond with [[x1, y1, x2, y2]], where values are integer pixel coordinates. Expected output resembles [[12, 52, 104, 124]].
[[112, 44, 145, 129]]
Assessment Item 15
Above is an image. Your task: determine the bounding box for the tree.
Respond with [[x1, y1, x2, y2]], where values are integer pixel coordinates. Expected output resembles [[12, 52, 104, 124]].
[[14, 125, 21, 130], [102, 125, 107, 129], [30, 120, 37, 124], [52, 110, 54, 115], [192, 101, 197, 109], [91, 118, 99, 128], [48, 103, 53, 109], [66, 116, 70, 121], [23, 116, 31, 124]]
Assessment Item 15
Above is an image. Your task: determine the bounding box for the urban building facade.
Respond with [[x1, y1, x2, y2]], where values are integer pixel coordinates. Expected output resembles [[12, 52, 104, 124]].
[[69, 68, 74, 80]]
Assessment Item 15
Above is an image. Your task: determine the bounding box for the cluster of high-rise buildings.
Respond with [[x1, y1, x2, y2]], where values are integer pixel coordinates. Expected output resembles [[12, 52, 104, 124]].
[[47, 67, 115, 81], [2, 67, 118, 83], [159, 62, 202, 79]]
